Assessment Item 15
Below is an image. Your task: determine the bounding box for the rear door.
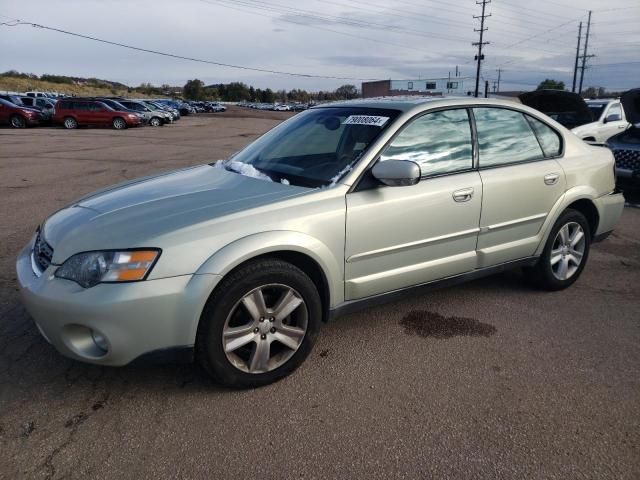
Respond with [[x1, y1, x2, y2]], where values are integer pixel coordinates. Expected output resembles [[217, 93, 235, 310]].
[[345, 108, 482, 300], [473, 107, 566, 267]]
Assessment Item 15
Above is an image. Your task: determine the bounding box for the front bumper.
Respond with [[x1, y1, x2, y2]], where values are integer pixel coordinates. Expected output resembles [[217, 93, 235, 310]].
[[16, 240, 221, 366]]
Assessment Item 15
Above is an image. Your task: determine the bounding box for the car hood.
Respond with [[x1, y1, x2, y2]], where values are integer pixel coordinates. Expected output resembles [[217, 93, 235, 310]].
[[621, 88, 640, 127], [519, 90, 593, 129], [43, 164, 309, 263]]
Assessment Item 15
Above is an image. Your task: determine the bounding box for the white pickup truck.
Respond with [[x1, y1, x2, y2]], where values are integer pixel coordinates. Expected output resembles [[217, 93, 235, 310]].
[[572, 99, 630, 144]]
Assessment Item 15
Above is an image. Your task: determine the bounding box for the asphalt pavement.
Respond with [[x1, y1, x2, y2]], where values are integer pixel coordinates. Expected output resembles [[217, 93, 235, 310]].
[[1, 112, 639, 479]]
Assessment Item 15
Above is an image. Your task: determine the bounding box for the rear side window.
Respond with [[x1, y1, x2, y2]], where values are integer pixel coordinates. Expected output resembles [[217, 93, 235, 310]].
[[380, 109, 473, 177], [525, 115, 562, 157], [474, 107, 544, 167]]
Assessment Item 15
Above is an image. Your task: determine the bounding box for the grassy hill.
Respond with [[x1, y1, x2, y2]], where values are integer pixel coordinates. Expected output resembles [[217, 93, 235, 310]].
[[0, 72, 171, 98]]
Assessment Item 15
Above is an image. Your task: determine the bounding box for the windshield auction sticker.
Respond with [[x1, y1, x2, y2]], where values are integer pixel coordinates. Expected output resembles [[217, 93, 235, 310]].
[[343, 115, 390, 127]]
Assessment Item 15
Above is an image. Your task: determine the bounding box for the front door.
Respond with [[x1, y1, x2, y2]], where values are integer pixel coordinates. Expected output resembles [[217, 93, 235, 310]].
[[473, 107, 566, 267], [599, 102, 628, 143], [344, 108, 482, 300]]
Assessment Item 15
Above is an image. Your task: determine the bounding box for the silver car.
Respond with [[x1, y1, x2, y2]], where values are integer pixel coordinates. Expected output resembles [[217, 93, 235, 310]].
[[16, 98, 624, 388]]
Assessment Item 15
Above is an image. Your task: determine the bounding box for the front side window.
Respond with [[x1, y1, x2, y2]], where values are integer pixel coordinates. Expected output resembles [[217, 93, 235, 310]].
[[525, 115, 562, 158], [380, 109, 473, 177], [225, 107, 400, 188], [474, 107, 544, 167], [606, 103, 622, 120]]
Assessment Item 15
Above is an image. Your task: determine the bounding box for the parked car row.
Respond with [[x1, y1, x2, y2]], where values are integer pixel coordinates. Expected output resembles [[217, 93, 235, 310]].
[[240, 102, 310, 111], [0, 93, 229, 129]]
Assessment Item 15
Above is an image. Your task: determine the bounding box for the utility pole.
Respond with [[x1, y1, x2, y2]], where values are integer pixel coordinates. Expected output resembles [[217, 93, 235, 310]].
[[484, 80, 489, 98], [571, 22, 582, 93], [578, 11, 594, 95], [473, 0, 491, 98], [496, 68, 502, 93]]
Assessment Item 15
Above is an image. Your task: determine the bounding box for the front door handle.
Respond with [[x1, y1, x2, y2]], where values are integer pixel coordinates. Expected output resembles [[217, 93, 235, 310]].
[[544, 173, 559, 185], [452, 187, 474, 202]]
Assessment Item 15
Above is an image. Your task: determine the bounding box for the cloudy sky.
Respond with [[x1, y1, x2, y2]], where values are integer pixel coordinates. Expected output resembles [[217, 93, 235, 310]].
[[1, 0, 638, 92]]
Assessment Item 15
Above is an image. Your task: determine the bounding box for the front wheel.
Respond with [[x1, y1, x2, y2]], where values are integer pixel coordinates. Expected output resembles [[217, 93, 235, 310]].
[[196, 259, 322, 388], [63, 117, 77, 129], [149, 116, 162, 127], [112, 117, 127, 129], [10, 114, 26, 128], [524, 209, 591, 291]]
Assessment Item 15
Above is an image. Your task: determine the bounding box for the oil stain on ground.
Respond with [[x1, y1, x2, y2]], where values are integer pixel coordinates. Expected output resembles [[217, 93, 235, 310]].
[[400, 311, 496, 339]]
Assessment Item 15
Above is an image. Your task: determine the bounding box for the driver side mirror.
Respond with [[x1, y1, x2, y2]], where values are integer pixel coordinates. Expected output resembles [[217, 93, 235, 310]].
[[372, 160, 421, 187], [604, 114, 621, 123]]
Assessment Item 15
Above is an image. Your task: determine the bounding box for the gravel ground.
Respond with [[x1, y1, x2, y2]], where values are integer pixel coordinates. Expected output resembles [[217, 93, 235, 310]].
[[1, 108, 639, 479]]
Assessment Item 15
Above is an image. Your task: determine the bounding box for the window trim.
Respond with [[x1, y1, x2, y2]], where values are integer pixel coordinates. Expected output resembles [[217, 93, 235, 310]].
[[472, 106, 565, 171]]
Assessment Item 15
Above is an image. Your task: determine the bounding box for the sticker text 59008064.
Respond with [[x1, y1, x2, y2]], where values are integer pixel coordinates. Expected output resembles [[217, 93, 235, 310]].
[[342, 115, 390, 127]]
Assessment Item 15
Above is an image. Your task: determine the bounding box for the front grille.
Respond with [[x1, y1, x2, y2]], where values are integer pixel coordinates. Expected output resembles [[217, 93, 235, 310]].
[[33, 230, 54, 272], [613, 149, 640, 172]]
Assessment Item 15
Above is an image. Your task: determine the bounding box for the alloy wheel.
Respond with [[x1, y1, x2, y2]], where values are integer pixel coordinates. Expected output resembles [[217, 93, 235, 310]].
[[550, 222, 585, 280], [64, 117, 77, 129], [113, 118, 126, 129], [150, 117, 161, 127], [11, 115, 25, 128], [222, 284, 308, 374]]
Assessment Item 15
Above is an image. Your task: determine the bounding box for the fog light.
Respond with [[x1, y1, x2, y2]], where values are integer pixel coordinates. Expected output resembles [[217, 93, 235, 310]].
[[91, 330, 109, 353]]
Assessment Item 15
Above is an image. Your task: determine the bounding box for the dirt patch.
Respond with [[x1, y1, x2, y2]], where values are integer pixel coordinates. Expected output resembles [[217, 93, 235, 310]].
[[399, 311, 496, 339]]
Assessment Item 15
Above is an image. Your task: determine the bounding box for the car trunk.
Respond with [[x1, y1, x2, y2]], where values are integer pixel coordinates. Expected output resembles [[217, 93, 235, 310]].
[[519, 90, 593, 129]]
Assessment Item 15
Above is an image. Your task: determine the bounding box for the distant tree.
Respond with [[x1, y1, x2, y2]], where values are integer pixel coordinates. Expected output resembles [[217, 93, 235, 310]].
[[598, 86, 606, 98], [260, 88, 275, 103], [183, 79, 205, 100], [335, 84, 359, 99], [249, 86, 256, 101], [536, 79, 565, 91], [582, 86, 597, 98]]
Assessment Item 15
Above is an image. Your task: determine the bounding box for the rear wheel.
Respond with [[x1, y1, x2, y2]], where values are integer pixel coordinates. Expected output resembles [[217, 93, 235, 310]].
[[112, 117, 127, 129], [63, 117, 77, 129], [149, 116, 162, 127], [524, 209, 591, 290], [196, 258, 322, 388], [10, 114, 26, 128]]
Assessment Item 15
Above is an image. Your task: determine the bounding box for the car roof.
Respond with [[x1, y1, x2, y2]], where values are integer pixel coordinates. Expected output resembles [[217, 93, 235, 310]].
[[315, 96, 522, 112]]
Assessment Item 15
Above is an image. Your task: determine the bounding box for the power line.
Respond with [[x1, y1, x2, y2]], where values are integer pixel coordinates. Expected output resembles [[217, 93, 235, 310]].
[[0, 20, 381, 81]]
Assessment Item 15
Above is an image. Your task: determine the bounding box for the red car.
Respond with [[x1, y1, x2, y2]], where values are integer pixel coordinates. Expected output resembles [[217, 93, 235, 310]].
[[53, 99, 142, 129], [0, 98, 44, 128]]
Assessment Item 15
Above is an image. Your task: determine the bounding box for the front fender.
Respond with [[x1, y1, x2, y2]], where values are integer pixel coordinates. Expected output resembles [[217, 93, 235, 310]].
[[195, 231, 344, 307]]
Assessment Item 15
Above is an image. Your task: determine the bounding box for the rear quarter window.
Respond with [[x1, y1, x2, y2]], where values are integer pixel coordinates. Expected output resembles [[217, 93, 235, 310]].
[[525, 115, 562, 158]]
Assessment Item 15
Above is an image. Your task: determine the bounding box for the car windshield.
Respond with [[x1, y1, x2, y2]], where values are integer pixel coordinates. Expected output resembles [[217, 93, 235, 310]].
[[216, 107, 400, 188], [588, 104, 606, 120]]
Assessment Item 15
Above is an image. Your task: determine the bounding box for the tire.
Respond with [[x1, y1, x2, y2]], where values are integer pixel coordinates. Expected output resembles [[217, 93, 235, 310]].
[[112, 117, 127, 130], [10, 114, 26, 129], [63, 117, 77, 129], [196, 258, 322, 388], [149, 116, 162, 127], [524, 209, 591, 291]]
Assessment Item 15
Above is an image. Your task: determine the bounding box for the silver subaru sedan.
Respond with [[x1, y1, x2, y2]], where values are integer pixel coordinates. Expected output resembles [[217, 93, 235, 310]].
[[16, 97, 625, 388]]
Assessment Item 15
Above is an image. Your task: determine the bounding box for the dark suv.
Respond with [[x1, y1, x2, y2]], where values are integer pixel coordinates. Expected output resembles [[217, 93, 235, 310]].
[[53, 99, 142, 129], [606, 88, 640, 184]]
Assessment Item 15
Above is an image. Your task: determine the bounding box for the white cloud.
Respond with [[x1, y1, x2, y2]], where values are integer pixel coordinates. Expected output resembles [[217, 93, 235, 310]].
[[0, 0, 638, 91]]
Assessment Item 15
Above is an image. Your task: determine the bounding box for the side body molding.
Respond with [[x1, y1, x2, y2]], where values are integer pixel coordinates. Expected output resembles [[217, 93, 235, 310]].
[[195, 230, 344, 307]]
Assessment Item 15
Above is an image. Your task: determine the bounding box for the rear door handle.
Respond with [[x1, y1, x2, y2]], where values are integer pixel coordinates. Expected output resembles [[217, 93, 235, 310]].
[[544, 173, 559, 185], [452, 187, 474, 202]]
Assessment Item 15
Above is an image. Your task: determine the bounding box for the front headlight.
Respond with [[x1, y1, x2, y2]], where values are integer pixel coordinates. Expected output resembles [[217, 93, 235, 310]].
[[55, 250, 160, 288]]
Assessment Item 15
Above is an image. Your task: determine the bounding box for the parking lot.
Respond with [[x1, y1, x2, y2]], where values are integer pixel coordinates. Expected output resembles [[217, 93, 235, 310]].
[[1, 108, 639, 479]]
